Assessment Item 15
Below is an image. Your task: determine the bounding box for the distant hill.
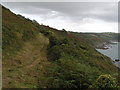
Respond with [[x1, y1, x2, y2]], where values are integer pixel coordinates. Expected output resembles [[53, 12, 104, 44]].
[[71, 32, 119, 48], [2, 6, 119, 88]]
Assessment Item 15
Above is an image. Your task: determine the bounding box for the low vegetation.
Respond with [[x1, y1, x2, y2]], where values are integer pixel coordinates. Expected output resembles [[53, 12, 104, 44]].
[[2, 6, 120, 89], [37, 25, 119, 88], [91, 74, 117, 88]]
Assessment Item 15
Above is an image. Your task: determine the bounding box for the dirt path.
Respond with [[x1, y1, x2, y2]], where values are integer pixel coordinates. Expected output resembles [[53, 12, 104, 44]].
[[3, 33, 50, 88]]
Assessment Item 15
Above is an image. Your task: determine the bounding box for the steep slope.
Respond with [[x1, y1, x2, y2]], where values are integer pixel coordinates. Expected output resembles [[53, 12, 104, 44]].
[[35, 25, 119, 88], [2, 6, 50, 88], [38, 25, 118, 73], [3, 34, 50, 88], [2, 6, 119, 88]]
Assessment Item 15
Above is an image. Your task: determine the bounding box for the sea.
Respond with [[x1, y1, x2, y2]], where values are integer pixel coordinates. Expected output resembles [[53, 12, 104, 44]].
[[96, 42, 120, 68]]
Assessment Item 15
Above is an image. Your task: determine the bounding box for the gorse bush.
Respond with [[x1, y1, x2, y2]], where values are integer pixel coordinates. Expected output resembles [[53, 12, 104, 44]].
[[49, 36, 61, 47], [45, 31, 81, 61], [45, 54, 91, 88], [45, 53, 107, 88], [47, 45, 62, 60], [91, 74, 117, 89]]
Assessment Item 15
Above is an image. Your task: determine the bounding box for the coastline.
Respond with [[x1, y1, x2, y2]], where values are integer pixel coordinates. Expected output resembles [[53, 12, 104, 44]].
[[96, 41, 119, 68], [95, 40, 118, 50]]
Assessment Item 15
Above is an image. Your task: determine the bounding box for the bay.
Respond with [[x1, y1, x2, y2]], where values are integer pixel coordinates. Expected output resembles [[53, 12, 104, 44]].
[[96, 42, 120, 68]]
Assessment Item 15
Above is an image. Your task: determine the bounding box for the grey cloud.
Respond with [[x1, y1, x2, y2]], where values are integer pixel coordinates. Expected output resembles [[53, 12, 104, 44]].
[[2, 2, 118, 22]]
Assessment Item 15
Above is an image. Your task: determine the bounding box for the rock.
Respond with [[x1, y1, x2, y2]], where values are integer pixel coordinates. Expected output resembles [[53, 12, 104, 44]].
[[115, 59, 120, 62]]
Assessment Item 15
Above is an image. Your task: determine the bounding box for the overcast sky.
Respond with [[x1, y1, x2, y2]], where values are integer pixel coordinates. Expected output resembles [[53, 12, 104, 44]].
[[2, 2, 118, 32]]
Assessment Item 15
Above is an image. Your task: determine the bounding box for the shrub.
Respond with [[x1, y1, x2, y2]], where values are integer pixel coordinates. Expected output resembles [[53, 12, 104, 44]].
[[91, 74, 117, 89], [49, 36, 61, 47], [45, 54, 92, 88], [62, 38, 70, 44], [47, 45, 62, 61]]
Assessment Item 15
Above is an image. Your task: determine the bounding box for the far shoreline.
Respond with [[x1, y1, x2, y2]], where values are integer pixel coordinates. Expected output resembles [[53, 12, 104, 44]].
[[95, 40, 119, 50]]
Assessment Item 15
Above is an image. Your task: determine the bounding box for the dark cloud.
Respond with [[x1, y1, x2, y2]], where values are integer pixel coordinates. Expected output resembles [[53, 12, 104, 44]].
[[2, 2, 118, 22]]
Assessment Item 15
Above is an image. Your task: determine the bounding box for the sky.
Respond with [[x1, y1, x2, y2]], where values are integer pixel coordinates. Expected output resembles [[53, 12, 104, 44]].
[[2, 2, 118, 33]]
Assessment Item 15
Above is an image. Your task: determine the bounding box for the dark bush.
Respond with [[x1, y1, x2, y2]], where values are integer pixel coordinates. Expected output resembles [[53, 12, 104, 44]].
[[47, 45, 62, 61]]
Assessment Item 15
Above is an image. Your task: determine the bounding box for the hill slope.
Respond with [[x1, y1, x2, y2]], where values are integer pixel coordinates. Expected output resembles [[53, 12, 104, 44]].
[[2, 6, 119, 88], [2, 6, 50, 88], [71, 32, 119, 48]]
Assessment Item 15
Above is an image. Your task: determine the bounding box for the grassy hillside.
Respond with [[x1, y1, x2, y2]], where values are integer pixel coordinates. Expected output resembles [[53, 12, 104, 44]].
[[2, 6, 50, 88], [2, 6, 119, 88], [34, 24, 119, 88], [2, 6, 40, 58]]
